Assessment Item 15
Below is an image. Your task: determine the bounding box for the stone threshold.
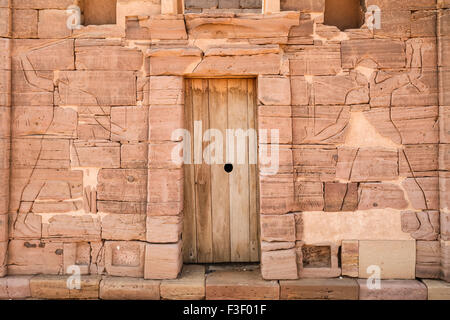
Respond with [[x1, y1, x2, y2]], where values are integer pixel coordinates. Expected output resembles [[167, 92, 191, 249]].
[[1, 265, 449, 300]]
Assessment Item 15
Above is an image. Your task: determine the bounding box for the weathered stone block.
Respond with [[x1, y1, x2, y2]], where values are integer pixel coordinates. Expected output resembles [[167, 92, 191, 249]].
[[148, 105, 183, 142], [416, 241, 441, 279], [290, 48, 341, 76], [359, 240, 416, 279], [422, 279, 450, 300], [111, 106, 149, 142], [206, 268, 279, 300], [70, 142, 121, 168], [342, 240, 359, 277], [121, 143, 148, 169], [57, 71, 136, 106], [0, 276, 32, 299], [341, 39, 406, 69], [261, 248, 298, 280], [280, 278, 358, 300], [292, 106, 350, 145], [12, 138, 70, 169], [30, 275, 101, 300], [281, 0, 324, 11], [290, 76, 308, 106], [161, 265, 205, 300], [101, 214, 146, 241], [100, 277, 160, 300], [374, 10, 411, 38], [260, 214, 295, 242], [364, 106, 439, 144], [293, 146, 337, 182], [42, 215, 101, 242], [148, 142, 182, 169], [149, 76, 184, 105], [358, 279, 427, 300], [38, 9, 71, 38], [97, 169, 147, 202], [358, 183, 408, 210], [441, 240, 450, 282], [402, 177, 439, 210], [97, 201, 146, 215], [412, 11, 436, 37], [258, 76, 291, 105], [313, 73, 369, 105], [105, 241, 145, 278], [76, 46, 143, 71], [147, 216, 182, 243], [336, 147, 399, 182], [401, 211, 439, 241], [400, 144, 439, 177], [144, 242, 183, 280], [324, 182, 358, 212], [147, 168, 183, 204], [13, 9, 37, 38], [8, 212, 41, 239], [7, 240, 64, 275], [258, 116, 292, 144], [294, 181, 324, 211], [259, 174, 294, 214]]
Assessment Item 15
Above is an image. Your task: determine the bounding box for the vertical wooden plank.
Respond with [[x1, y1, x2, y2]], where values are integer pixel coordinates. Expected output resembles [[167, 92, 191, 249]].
[[209, 79, 231, 263], [247, 79, 260, 262], [182, 79, 198, 263], [192, 79, 213, 263], [228, 79, 251, 262]]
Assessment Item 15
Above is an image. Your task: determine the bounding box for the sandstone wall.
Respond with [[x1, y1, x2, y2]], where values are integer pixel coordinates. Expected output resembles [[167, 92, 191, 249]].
[[0, 0, 448, 282]]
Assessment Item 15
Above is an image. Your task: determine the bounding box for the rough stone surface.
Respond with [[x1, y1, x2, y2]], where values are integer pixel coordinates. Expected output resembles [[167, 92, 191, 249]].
[[160, 265, 206, 300], [30, 275, 101, 300], [100, 277, 160, 300], [280, 278, 359, 300], [358, 279, 428, 300]]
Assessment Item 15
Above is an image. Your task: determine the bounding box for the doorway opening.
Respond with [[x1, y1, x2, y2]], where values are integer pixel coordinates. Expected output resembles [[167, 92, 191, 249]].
[[183, 78, 260, 264]]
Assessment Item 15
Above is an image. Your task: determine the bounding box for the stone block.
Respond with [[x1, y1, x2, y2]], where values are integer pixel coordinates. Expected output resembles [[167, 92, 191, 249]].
[[144, 242, 183, 280], [149, 76, 184, 105], [324, 183, 358, 212], [416, 241, 441, 279], [121, 143, 148, 169], [148, 105, 183, 142], [422, 280, 450, 300], [314, 73, 369, 105], [290, 48, 341, 76], [400, 144, 439, 177], [42, 215, 101, 242], [260, 214, 295, 242], [7, 240, 64, 275], [258, 76, 291, 105], [76, 46, 143, 71], [13, 0, 75, 9], [161, 265, 205, 300], [148, 142, 183, 169], [280, 278, 358, 300], [101, 214, 146, 241], [206, 269, 279, 300], [442, 240, 450, 282], [259, 174, 294, 214], [358, 279, 427, 300], [359, 240, 416, 279], [147, 216, 182, 243], [147, 168, 183, 204], [97, 169, 147, 202], [290, 76, 309, 106], [104, 241, 145, 278], [261, 248, 298, 280], [100, 277, 160, 300], [293, 146, 337, 182], [8, 212, 41, 240], [336, 147, 399, 182], [38, 9, 71, 38], [402, 177, 439, 210], [412, 11, 436, 37], [30, 275, 101, 300], [364, 106, 439, 144], [401, 211, 439, 241], [0, 276, 32, 299], [12, 138, 70, 169], [292, 106, 350, 145], [13, 9, 37, 38], [341, 39, 406, 69], [97, 201, 146, 215], [111, 106, 149, 142], [258, 116, 292, 144], [294, 181, 324, 211], [358, 183, 408, 210], [342, 240, 359, 278], [374, 10, 411, 38], [57, 71, 136, 106], [281, 0, 324, 11], [62, 242, 103, 276], [70, 142, 121, 168]]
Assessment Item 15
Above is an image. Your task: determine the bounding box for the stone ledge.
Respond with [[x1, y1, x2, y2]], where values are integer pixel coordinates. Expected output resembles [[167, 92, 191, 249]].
[[0, 272, 448, 300]]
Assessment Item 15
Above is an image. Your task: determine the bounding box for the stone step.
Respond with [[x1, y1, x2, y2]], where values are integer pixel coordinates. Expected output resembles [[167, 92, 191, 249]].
[[357, 279, 428, 300], [422, 279, 450, 300], [280, 278, 359, 300], [205, 268, 280, 300]]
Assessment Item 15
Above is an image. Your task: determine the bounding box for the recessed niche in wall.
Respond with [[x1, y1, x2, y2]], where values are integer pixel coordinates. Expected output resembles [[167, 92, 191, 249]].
[[82, 0, 117, 25], [302, 245, 332, 268], [324, 0, 365, 31]]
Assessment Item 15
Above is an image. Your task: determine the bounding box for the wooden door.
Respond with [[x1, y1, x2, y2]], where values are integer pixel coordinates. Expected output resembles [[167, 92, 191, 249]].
[[183, 78, 259, 263]]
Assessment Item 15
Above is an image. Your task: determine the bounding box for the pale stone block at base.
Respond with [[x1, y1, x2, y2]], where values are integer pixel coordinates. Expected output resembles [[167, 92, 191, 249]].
[[160, 265, 205, 300], [99, 277, 160, 300], [30, 275, 101, 300], [280, 278, 359, 300], [0, 276, 32, 299], [422, 279, 450, 300], [358, 279, 427, 300]]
